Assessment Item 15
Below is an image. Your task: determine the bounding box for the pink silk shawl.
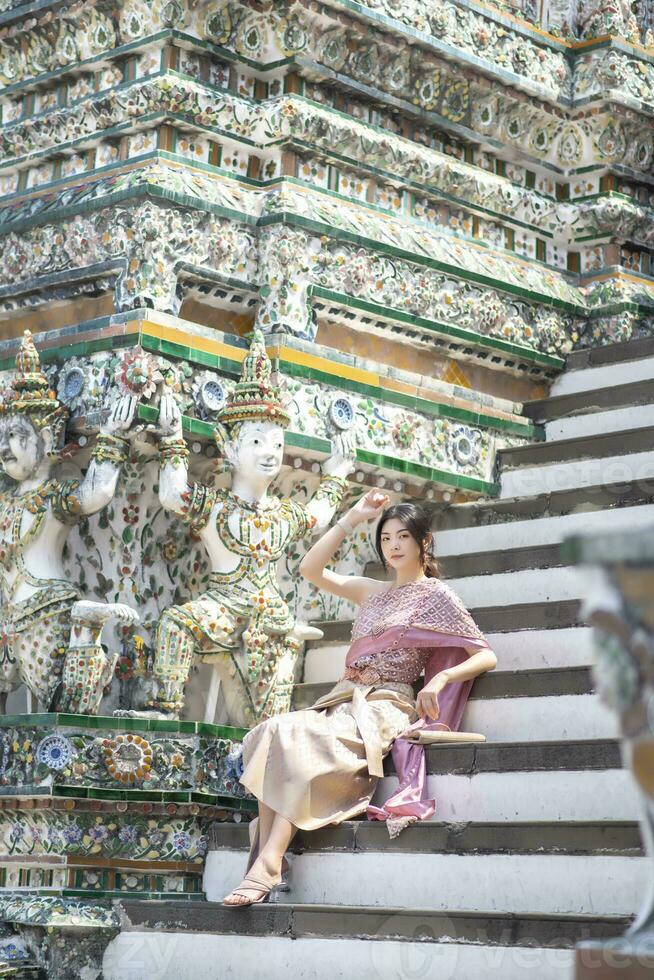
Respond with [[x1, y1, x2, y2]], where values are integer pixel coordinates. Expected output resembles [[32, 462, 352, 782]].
[[344, 578, 492, 834]]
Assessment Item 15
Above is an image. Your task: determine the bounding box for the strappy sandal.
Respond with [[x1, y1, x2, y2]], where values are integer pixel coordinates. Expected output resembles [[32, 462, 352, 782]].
[[222, 868, 282, 907], [247, 817, 292, 892]]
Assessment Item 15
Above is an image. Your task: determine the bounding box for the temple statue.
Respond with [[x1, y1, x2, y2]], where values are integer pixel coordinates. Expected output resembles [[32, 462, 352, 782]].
[[0, 330, 137, 711], [142, 330, 354, 726], [59, 600, 140, 714]]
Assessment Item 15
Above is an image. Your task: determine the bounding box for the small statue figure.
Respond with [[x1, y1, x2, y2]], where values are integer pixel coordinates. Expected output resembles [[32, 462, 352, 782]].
[[144, 330, 354, 726], [59, 601, 140, 714], [0, 331, 137, 710]]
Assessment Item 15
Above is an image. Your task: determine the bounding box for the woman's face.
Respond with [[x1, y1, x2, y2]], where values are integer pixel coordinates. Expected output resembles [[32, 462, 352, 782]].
[[379, 518, 424, 576]]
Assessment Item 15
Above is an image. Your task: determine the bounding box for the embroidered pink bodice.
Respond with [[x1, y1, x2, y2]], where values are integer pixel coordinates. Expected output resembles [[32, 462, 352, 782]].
[[342, 582, 432, 686], [343, 647, 428, 686], [341, 578, 485, 687]]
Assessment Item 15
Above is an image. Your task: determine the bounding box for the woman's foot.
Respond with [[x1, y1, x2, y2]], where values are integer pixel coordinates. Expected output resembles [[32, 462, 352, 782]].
[[223, 855, 282, 907]]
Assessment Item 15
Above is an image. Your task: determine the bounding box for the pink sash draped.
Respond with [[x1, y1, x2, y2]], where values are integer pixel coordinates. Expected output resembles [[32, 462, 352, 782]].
[[344, 625, 491, 833]]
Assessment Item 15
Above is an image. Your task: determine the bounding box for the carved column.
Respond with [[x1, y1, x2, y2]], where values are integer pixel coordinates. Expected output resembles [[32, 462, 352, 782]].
[[255, 224, 316, 339]]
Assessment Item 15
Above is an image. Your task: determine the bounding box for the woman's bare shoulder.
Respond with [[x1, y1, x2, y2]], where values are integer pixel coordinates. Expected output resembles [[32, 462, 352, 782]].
[[354, 578, 393, 605]]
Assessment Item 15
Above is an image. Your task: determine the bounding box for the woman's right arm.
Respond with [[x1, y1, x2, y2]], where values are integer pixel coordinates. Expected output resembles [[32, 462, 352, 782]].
[[299, 489, 389, 605]]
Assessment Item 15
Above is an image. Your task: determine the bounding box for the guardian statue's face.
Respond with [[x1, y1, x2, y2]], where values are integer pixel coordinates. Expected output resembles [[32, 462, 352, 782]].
[[227, 421, 285, 481], [0, 416, 45, 482]]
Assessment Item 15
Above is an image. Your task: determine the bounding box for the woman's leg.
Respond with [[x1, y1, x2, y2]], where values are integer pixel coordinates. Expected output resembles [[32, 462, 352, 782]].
[[223, 810, 298, 905], [257, 801, 276, 848], [256, 812, 297, 875]]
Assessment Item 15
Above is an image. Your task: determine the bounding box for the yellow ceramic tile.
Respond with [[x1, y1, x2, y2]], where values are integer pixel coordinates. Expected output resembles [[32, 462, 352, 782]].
[[277, 346, 379, 386], [140, 320, 247, 362]]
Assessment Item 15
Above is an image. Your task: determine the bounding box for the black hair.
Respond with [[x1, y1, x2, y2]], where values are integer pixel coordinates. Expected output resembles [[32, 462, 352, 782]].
[[375, 501, 441, 579]]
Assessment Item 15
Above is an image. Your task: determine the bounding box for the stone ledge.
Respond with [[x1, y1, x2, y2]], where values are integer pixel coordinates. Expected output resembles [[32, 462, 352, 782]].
[[209, 819, 643, 857], [430, 482, 654, 531], [293, 665, 594, 707], [118, 899, 635, 947], [522, 378, 654, 423], [497, 424, 654, 468]]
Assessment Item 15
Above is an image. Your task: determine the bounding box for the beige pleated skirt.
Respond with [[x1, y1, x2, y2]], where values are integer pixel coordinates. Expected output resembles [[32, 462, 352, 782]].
[[239, 678, 418, 830]]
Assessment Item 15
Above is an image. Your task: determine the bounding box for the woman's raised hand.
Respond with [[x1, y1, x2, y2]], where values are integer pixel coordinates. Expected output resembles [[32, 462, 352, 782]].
[[347, 488, 389, 526]]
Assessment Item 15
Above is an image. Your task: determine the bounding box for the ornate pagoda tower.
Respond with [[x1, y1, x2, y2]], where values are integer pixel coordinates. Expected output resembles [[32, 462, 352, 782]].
[[0, 0, 653, 975]]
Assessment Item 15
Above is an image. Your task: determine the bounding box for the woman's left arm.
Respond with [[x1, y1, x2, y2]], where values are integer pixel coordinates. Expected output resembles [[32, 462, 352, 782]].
[[416, 649, 497, 721], [438, 648, 497, 684]]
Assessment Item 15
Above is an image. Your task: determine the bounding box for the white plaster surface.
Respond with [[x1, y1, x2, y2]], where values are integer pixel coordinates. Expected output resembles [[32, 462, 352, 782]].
[[373, 768, 640, 823], [461, 692, 619, 742], [499, 449, 654, 498], [204, 850, 645, 915], [303, 628, 596, 683], [303, 642, 348, 683], [434, 503, 654, 554], [481, 627, 595, 669], [545, 403, 654, 442], [548, 355, 654, 396], [449, 565, 587, 607], [103, 933, 577, 980]]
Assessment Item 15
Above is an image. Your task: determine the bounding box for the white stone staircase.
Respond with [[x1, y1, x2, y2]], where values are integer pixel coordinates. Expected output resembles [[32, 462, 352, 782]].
[[104, 335, 654, 979]]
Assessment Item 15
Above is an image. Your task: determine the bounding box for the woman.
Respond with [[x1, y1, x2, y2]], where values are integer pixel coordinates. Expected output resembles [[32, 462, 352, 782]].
[[223, 491, 497, 906]]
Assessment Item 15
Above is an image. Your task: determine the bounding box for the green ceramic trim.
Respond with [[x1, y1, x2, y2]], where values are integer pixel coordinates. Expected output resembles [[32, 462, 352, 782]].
[[0, 152, 162, 206], [138, 402, 332, 453], [137, 402, 501, 486], [60, 889, 206, 901], [310, 286, 566, 366], [1, 148, 559, 285], [281, 360, 542, 438], [136, 328, 542, 434], [355, 448, 500, 493], [3, 70, 161, 133], [0, 711, 246, 739], [282, 165, 555, 249], [0, 113, 169, 178], [139, 335, 245, 375], [0, 320, 541, 438], [265, 214, 587, 314], [0, 332, 139, 372]]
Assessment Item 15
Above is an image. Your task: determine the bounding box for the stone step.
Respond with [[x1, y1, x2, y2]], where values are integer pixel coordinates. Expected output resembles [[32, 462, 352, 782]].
[[523, 377, 654, 426], [290, 687, 616, 742], [373, 763, 639, 823], [544, 401, 654, 442], [204, 849, 645, 915], [209, 819, 643, 857], [433, 502, 654, 555], [369, 542, 564, 577], [295, 665, 594, 708], [303, 627, 596, 682], [313, 598, 584, 639], [432, 475, 654, 531], [497, 424, 654, 470], [448, 565, 586, 608], [564, 334, 654, 372], [548, 349, 654, 397], [499, 448, 654, 498], [106, 902, 636, 980]]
